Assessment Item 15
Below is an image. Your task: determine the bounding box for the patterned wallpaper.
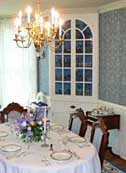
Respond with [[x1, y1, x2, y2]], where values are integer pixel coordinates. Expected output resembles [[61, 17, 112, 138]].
[[99, 8, 126, 105]]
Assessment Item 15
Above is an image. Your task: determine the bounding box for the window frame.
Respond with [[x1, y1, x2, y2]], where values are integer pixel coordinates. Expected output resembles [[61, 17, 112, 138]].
[[50, 15, 99, 103]]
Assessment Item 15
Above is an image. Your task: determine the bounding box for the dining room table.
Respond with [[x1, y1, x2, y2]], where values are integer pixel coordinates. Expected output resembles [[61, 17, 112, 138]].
[[0, 123, 101, 173]]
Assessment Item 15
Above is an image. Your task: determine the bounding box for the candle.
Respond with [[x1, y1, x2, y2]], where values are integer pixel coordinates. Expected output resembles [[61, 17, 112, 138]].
[[18, 10, 22, 26], [39, 16, 43, 33], [51, 8, 55, 25], [59, 19, 63, 37], [14, 17, 19, 34], [45, 22, 50, 37], [43, 106, 47, 134], [26, 6, 32, 23], [54, 11, 59, 28]]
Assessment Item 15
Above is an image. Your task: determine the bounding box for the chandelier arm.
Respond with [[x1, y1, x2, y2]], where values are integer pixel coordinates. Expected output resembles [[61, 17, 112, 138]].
[[49, 39, 63, 51], [15, 35, 32, 48], [16, 41, 30, 48]]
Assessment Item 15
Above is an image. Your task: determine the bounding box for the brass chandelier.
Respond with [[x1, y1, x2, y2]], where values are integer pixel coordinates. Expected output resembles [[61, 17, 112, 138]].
[[14, 0, 63, 53]]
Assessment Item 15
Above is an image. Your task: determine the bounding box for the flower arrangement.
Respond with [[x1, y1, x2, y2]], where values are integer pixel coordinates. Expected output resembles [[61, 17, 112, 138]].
[[17, 106, 46, 142]]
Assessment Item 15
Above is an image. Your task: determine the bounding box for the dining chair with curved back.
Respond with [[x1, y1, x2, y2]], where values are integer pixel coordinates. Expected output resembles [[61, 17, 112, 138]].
[[68, 108, 88, 137], [0, 102, 27, 123], [84, 111, 94, 142], [90, 119, 109, 168]]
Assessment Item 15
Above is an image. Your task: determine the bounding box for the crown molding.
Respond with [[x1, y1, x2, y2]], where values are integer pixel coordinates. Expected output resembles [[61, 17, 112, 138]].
[[59, 7, 98, 14], [98, 0, 126, 13]]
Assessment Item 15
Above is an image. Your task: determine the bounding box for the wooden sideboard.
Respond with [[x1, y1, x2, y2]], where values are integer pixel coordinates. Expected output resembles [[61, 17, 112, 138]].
[[86, 112, 120, 130]]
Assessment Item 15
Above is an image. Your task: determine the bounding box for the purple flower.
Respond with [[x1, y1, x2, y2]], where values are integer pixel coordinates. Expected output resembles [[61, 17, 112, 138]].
[[27, 130, 33, 137], [17, 117, 24, 124], [37, 107, 45, 120]]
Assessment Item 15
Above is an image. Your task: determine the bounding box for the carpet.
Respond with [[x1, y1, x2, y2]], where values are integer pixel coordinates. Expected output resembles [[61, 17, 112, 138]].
[[102, 160, 126, 173]]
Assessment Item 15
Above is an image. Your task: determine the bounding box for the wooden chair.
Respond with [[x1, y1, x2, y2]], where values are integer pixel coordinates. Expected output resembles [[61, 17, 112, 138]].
[[0, 102, 27, 123], [68, 108, 88, 137], [90, 119, 109, 168]]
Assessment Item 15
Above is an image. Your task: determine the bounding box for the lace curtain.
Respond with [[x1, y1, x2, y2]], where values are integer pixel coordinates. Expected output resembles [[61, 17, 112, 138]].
[[0, 18, 37, 107]]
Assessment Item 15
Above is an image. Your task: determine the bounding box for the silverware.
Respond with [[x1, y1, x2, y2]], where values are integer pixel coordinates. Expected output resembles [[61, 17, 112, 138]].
[[68, 150, 81, 159]]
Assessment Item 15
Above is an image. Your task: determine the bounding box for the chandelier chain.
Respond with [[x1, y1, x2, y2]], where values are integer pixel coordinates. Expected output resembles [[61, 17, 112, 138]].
[[36, 0, 40, 15]]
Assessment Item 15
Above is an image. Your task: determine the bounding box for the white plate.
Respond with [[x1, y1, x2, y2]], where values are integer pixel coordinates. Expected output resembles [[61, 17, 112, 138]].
[[50, 124, 64, 131], [50, 150, 72, 161], [1, 144, 21, 152], [0, 131, 8, 138], [68, 136, 86, 143]]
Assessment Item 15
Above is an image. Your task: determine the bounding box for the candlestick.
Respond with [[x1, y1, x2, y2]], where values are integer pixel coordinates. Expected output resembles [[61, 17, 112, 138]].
[[43, 106, 47, 133], [41, 106, 49, 147]]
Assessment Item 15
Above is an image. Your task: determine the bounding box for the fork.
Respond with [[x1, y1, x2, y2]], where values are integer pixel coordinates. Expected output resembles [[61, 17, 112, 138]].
[[68, 150, 81, 159]]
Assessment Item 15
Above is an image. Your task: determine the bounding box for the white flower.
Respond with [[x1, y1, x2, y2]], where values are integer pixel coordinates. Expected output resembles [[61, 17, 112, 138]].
[[40, 127, 42, 130], [38, 121, 42, 125], [21, 121, 27, 127], [41, 135, 44, 140], [27, 126, 31, 131], [19, 133, 23, 138]]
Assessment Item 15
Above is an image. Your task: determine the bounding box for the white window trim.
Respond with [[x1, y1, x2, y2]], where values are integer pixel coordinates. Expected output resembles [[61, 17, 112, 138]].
[[49, 13, 99, 103]]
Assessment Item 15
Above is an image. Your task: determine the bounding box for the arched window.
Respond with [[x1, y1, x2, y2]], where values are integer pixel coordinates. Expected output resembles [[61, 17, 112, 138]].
[[55, 19, 93, 96]]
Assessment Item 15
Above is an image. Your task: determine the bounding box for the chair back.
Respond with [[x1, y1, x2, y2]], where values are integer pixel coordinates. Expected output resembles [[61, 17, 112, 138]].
[[90, 119, 109, 168], [68, 108, 87, 137], [84, 123, 92, 142], [1, 102, 26, 123]]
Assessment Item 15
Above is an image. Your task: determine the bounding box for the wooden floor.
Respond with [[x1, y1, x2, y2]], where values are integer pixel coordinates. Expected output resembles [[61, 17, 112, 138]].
[[105, 150, 126, 171]]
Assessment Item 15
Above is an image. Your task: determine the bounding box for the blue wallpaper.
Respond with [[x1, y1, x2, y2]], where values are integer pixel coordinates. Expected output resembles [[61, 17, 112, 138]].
[[99, 8, 126, 105]]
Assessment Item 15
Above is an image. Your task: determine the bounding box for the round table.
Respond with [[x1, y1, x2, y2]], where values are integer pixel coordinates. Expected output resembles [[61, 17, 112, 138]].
[[0, 123, 101, 173]]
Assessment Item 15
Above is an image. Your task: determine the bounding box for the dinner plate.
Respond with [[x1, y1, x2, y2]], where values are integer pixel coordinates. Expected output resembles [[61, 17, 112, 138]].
[[50, 124, 64, 131], [1, 144, 22, 152], [68, 136, 86, 143], [50, 150, 72, 161], [0, 131, 8, 138]]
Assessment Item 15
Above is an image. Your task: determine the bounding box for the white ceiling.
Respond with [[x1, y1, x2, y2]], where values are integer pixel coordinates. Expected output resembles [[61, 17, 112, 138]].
[[0, 0, 120, 17]]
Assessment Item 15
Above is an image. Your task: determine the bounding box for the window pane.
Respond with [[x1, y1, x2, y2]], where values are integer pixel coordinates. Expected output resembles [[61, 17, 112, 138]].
[[83, 27, 93, 39], [85, 83, 92, 96], [64, 30, 71, 39], [64, 83, 71, 95], [64, 55, 71, 67], [76, 83, 83, 95], [85, 40, 92, 53], [64, 41, 71, 53], [76, 20, 87, 31], [64, 69, 71, 81], [85, 55, 92, 67], [55, 82, 62, 95], [85, 69, 92, 82], [62, 20, 71, 31], [55, 69, 62, 81], [55, 55, 62, 67], [76, 41, 83, 53], [76, 69, 83, 81], [55, 41, 62, 53], [76, 55, 83, 67], [76, 30, 83, 39]]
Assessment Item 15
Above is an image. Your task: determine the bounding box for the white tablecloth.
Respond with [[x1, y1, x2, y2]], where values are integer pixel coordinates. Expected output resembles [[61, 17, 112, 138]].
[[0, 123, 101, 173]]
